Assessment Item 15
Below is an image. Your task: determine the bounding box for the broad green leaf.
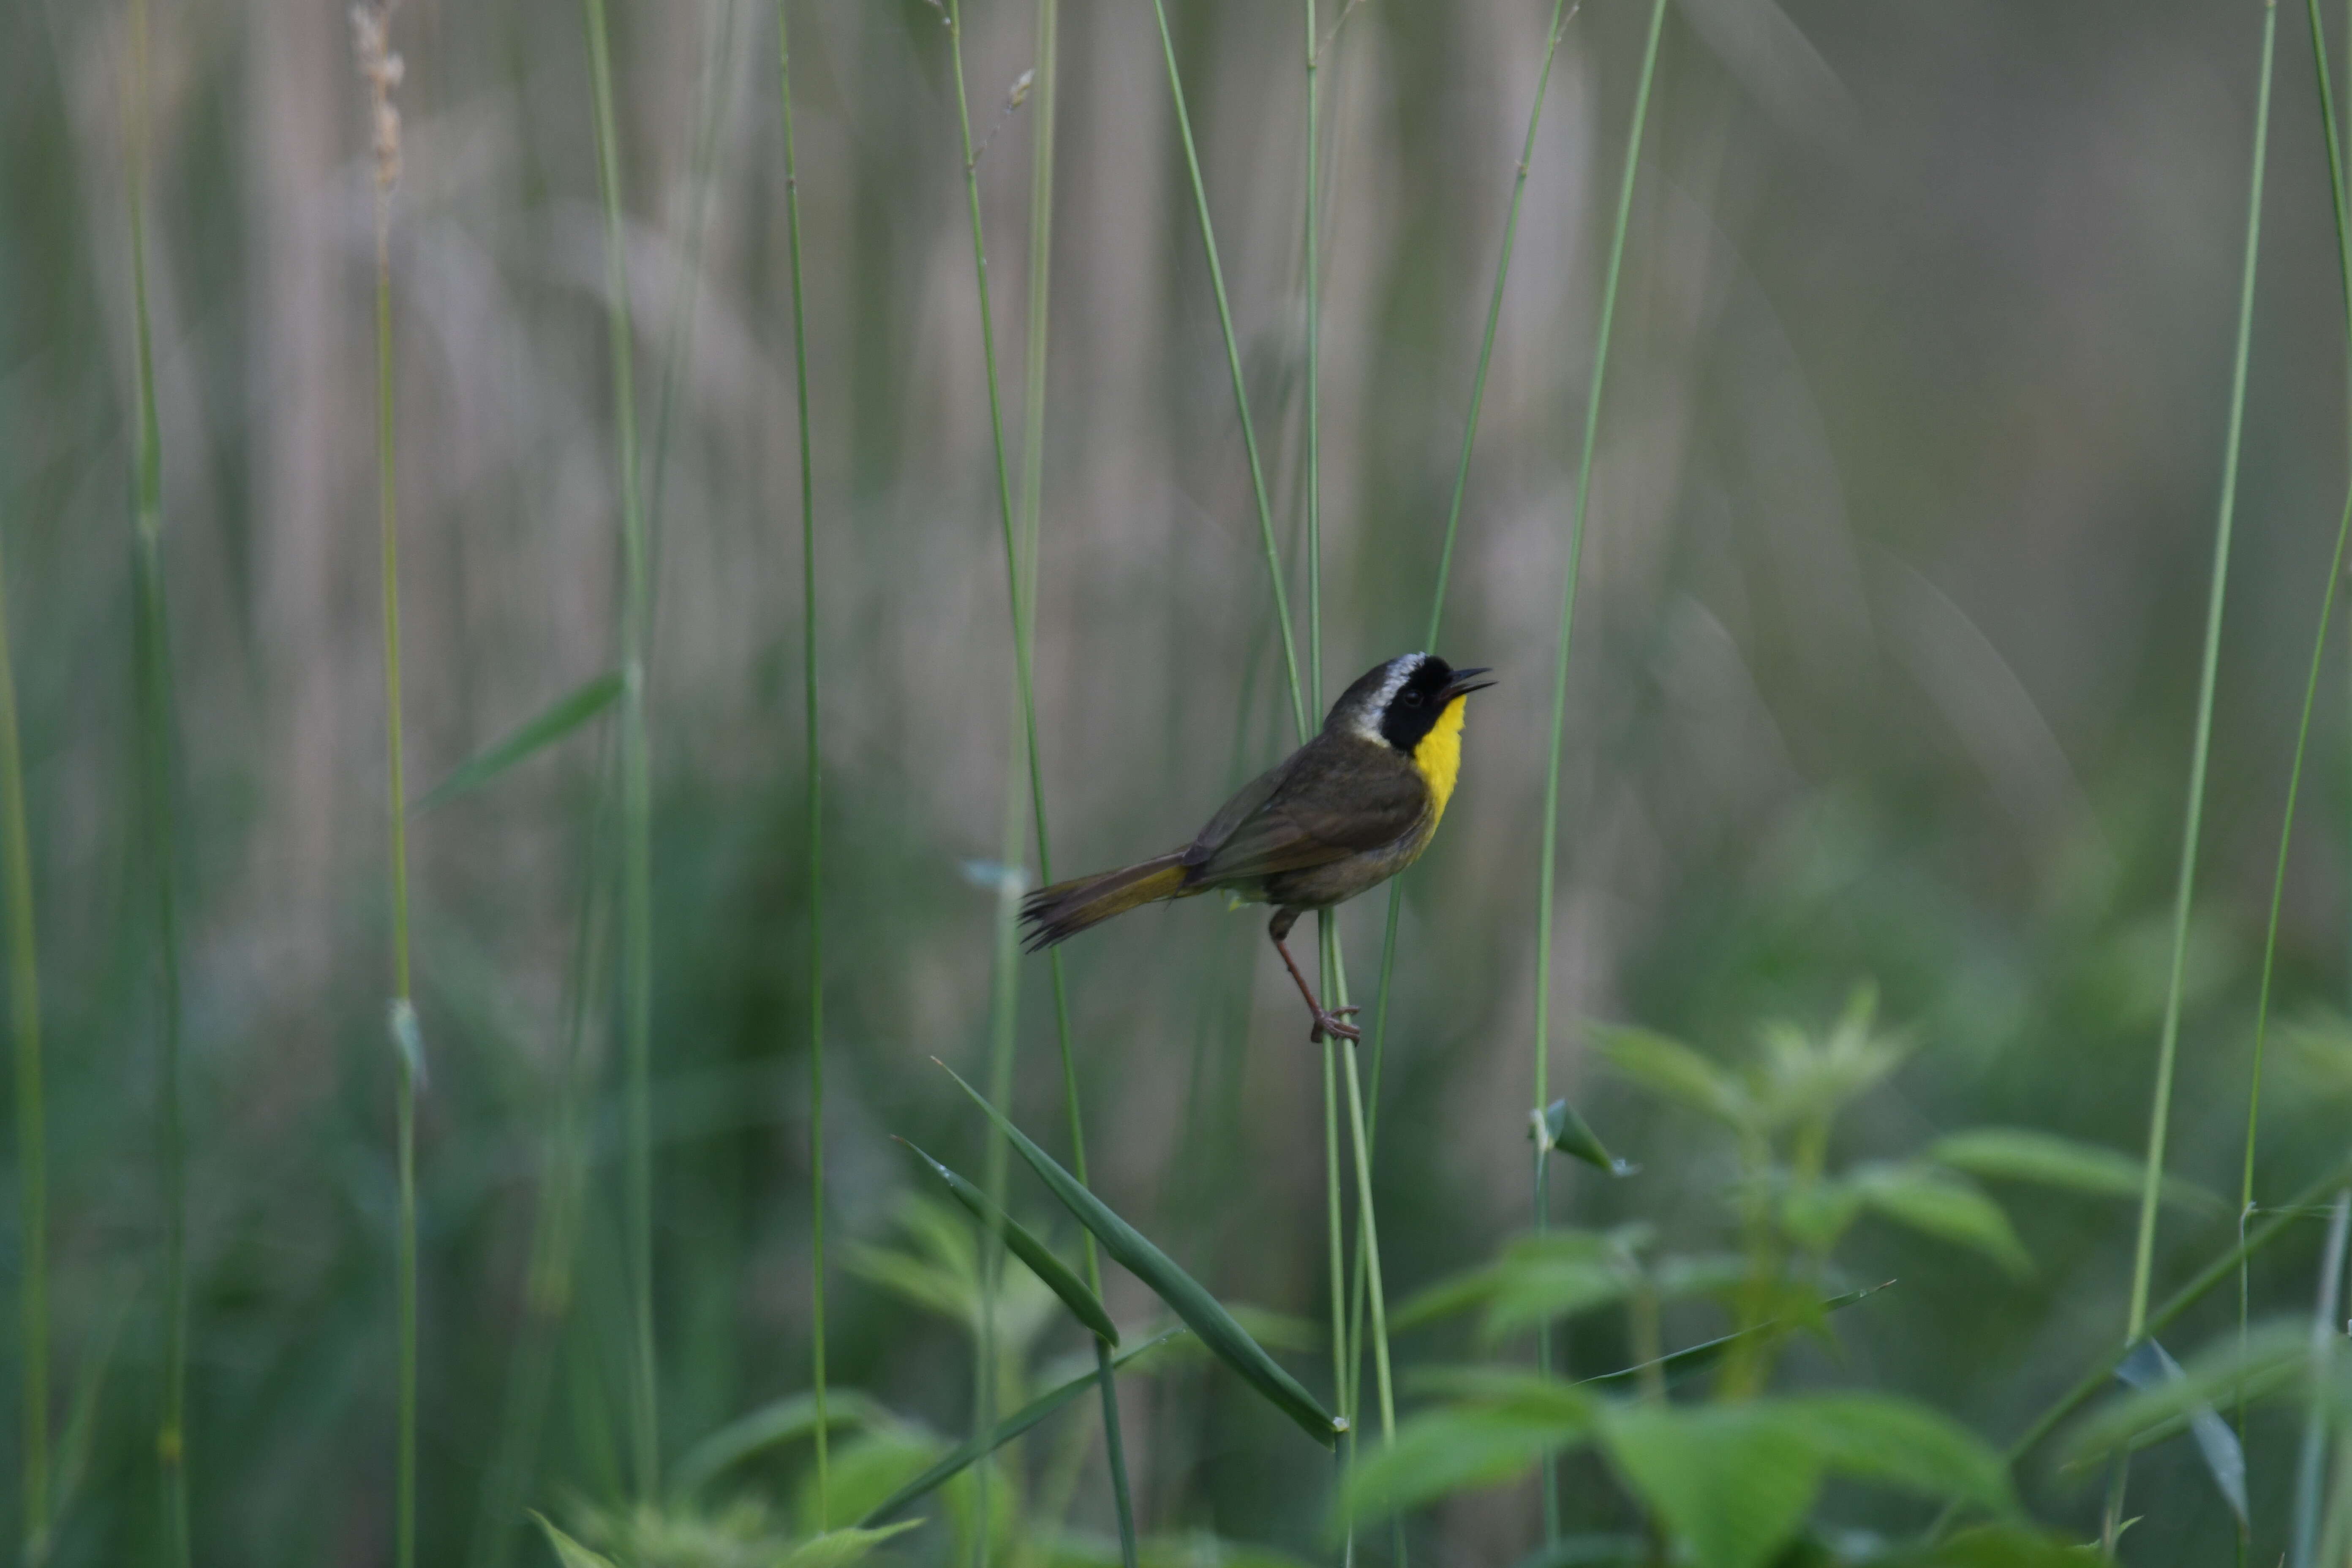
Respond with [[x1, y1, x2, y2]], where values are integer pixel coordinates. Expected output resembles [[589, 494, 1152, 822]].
[[1339, 1404, 1592, 1525], [669, 1388, 893, 1500], [531, 1514, 619, 1568], [784, 1520, 923, 1567], [899, 1138, 1119, 1343], [1400, 1367, 1598, 1424], [1592, 1024, 1747, 1126], [1393, 1229, 1642, 1336], [1850, 1162, 2032, 1276], [817, 1428, 953, 1538], [859, 1327, 1191, 1526], [413, 670, 623, 812], [1930, 1127, 2219, 1212], [1535, 1097, 1637, 1175], [1599, 1404, 1821, 1568], [941, 1062, 1343, 1447], [2062, 1323, 2305, 1467], [1771, 1392, 2017, 1514]]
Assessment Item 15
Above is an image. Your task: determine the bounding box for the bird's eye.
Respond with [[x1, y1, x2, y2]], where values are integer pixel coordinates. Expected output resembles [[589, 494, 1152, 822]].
[[1402, 691, 1423, 707]]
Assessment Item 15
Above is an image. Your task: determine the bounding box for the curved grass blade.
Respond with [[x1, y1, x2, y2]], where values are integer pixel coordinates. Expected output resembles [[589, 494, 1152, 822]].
[[858, 1326, 1191, 1526], [937, 1062, 1344, 1447], [897, 1139, 1119, 1345], [1577, 1280, 1893, 1390], [531, 1515, 617, 1568], [668, 1388, 893, 1501], [413, 672, 623, 814]]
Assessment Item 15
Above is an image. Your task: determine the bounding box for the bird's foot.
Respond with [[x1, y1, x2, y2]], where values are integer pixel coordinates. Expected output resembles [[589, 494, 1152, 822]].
[[1310, 1005, 1362, 1043]]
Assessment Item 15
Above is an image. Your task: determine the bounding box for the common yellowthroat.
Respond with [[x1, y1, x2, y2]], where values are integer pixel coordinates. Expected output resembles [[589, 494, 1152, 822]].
[[1021, 653, 1493, 1042]]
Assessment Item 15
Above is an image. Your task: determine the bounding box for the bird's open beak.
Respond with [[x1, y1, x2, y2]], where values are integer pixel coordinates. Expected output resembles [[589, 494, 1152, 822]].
[[1443, 667, 1496, 701]]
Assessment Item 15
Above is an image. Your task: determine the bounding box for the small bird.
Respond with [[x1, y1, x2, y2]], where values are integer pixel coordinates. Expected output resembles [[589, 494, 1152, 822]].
[[1021, 653, 1493, 1042]]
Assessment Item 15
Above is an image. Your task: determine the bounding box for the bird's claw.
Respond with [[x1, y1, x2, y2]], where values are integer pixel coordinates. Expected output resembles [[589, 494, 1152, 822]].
[[1311, 1005, 1363, 1043]]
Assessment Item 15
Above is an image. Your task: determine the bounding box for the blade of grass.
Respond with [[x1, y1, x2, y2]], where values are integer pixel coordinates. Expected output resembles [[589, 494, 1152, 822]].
[[773, 0, 829, 1527], [0, 299, 45, 1568], [939, 1061, 1345, 1448], [125, 0, 188, 1558], [939, 9, 1039, 1559], [1349, 0, 1582, 1495], [858, 1328, 1191, 1528], [2291, 1195, 2351, 1568], [942, 0, 1138, 1552], [1531, 0, 1669, 1540], [578, 0, 661, 1497], [1147, 0, 1308, 743], [899, 1140, 1120, 1345], [2238, 0, 2352, 1511], [2113, 1, 2276, 1548], [412, 673, 623, 813], [352, 13, 419, 1565]]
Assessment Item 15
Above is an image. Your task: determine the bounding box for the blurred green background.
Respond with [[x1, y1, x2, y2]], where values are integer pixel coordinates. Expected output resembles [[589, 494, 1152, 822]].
[[7, 0, 2352, 1560]]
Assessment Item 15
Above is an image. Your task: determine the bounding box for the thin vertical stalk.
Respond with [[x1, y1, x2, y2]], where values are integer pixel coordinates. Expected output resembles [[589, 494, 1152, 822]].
[[1303, 0, 1357, 1544], [2238, 0, 2352, 1492], [354, 11, 418, 1565], [1147, 0, 1309, 743], [578, 0, 660, 1497], [774, 0, 829, 1527], [943, 1, 1136, 1558], [645, 0, 740, 614], [1532, 0, 1667, 1538], [1352, 0, 1577, 1421], [2292, 1195, 2352, 1568], [1009, 0, 1140, 1547], [2113, 2, 2275, 1547], [126, 0, 188, 1558], [0, 315, 45, 1568]]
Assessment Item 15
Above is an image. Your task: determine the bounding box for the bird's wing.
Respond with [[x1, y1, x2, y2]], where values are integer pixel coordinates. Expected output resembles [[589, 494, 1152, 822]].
[[1195, 740, 1427, 885]]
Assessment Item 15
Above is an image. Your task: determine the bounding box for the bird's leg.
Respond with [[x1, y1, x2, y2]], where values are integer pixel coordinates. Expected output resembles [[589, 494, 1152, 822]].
[[1268, 910, 1360, 1043]]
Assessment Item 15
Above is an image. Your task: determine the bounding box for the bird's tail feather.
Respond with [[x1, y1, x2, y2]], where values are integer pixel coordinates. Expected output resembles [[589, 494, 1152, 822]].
[[1021, 853, 1191, 950]]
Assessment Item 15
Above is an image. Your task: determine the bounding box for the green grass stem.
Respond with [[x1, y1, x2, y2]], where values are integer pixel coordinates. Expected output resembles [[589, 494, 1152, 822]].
[[2233, 0, 2352, 1519], [2107, 18, 2274, 1543], [0, 316, 45, 1568], [1530, 0, 1667, 1538], [354, 11, 420, 1564], [1350, 0, 1578, 1451], [577, 0, 661, 1497], [126, 0, 189, 1557], [1148, 0, 1309, 743], [773, 0, 830, 1528]]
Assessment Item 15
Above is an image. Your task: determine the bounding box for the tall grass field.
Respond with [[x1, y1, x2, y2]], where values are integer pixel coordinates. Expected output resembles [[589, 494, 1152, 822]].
[[14, 0, 2352, 1562]]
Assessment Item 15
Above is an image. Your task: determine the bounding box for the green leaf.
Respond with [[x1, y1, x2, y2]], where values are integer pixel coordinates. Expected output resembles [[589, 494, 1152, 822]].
[[1895, 1525, 2104, 1567], [669, 1388, 893, 1500], [1592, 1024, 1747, 1126], [413, 670, 623, 812], [1534, 1098, 1637, 1175], [2110, 1338, 2245, 1524], [1599, 1404, 1821, 1568], [1338, 1402, 1592, 1525], [531, 1514, 619, 1568], [899, 1138, 1120, 1344], [1850, 1162, 2033, 1276], [1393, 1228, 1644, 1336], [1930, 1127, 2220, 1211], [939, 1062, 1343, 1447], [784, 1521, 923, 1567], [1770, 1392, 2017, 1514], [859, 1327, 1191, 1526], [2062, 1323, 2305, 1469]]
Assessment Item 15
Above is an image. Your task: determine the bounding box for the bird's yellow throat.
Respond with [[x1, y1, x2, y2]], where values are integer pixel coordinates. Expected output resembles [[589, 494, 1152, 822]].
[[1412, 695, 1470, 822]]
